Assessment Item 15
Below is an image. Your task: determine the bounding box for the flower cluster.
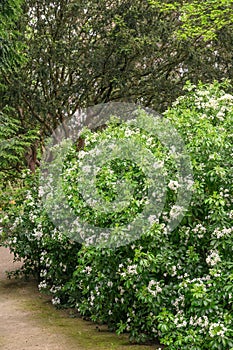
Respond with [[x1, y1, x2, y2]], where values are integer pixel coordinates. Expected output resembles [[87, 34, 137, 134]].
[[206, 250, 221, 266]]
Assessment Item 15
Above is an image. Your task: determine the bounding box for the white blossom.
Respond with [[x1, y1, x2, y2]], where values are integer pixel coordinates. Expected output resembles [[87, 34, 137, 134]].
[[206, 250, 221, 266]]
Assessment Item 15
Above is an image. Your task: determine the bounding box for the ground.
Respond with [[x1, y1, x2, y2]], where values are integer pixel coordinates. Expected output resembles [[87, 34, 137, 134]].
[[0, 247, 160, 350]]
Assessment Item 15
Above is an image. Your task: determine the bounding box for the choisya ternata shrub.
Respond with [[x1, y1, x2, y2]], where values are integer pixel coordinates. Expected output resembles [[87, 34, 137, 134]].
[[1, 81, 233, 349], [1, 172, 81, 305], [64, 81, 233, 349]]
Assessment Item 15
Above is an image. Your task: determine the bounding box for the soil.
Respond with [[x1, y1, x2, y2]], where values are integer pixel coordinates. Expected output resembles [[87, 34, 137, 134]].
[[0, 247, 160, 350]]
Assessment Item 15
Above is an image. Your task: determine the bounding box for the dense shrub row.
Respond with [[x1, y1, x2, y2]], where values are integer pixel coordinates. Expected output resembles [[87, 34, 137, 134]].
[[1, 82, 233, 349]]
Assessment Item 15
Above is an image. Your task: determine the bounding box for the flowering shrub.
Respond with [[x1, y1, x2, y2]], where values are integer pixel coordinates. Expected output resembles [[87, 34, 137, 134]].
[[1, 81, 233, 349], [0, 172, 81, 306]]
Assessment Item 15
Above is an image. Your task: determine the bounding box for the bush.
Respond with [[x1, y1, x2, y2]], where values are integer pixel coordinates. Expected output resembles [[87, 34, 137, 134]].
[[1, 81, 233, 349], [0, 172, 81, 305]]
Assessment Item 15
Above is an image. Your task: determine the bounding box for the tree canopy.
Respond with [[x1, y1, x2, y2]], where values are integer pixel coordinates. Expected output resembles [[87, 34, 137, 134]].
[[0, 0, 37, 181], [0, 0, 24, 69], [149, 0, 233, 40], [1, 0, 233, 178]]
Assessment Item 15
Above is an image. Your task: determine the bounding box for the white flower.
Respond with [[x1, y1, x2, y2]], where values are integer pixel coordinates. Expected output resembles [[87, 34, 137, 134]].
[[38, 281, 47, 290], [118, 287, 125, 295], [124, 129, 134, 137], [171, 265, 177, 276], [216, 111, 225, 120], [52, 297, 61, 305], [193, 224, 206, 238], [218, 93, 233, 101], [206, 250, 221, 266], [169, 205, 184, 219], [174, 314, 187, 328], [148, 215, 157, 225], [147, 280, 163, 296], [209, 322, 227, 338], [38, 186, 45, 197], [153, 160, 164, 169], [212, 227, 232, 239], [81, 165, 92, 174], [78, 150, 87, 159], [146, 137, 154, 146], [127, 264, 138, 275], [168, 180, 180, 191]]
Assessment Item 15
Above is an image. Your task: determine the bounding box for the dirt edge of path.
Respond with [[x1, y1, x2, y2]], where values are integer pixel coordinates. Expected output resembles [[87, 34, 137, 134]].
[[0, 247, 161, 350]]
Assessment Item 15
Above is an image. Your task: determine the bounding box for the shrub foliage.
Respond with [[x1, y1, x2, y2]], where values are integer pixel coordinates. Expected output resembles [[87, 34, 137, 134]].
[[1, 82, 233, 349]]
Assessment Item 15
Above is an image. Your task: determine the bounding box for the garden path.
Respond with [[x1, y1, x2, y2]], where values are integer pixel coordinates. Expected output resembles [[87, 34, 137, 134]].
[[0, 246, 79, 350], [0, 247, 160, 350]]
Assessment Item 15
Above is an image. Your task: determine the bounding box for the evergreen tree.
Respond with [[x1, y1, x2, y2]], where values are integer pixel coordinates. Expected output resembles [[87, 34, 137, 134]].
[[0, 0, 38, 181], [4, 0, 233, 140]]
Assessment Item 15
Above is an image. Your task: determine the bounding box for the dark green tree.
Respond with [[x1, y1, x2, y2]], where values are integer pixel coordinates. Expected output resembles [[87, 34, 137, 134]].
[[0, 0, 38, 181], [2, 0, 233, 173], [0, 0, 25, 69]]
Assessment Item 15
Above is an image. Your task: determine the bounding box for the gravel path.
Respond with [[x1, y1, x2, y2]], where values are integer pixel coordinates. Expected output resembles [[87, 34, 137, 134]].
[[0, 247, 79, 350], [0, 247, 160, 350]]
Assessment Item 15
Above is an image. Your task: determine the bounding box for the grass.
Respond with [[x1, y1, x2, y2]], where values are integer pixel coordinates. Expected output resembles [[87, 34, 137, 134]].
[[22, 281, 162, 350]]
